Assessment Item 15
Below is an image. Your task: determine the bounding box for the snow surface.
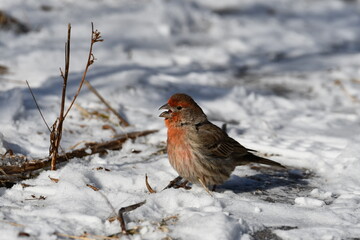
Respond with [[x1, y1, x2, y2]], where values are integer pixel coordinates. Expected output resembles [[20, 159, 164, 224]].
[[1, 0, 360, 239]]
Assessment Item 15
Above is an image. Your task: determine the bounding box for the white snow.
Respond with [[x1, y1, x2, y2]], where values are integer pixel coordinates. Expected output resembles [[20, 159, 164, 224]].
[[1, 0, 360, 239], [294, 197, 325, 207]]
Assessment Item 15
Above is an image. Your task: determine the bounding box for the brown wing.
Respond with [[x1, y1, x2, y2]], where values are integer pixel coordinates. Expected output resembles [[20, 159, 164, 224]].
[[194, 121, 248, 160], [194, 121, 285, 168]]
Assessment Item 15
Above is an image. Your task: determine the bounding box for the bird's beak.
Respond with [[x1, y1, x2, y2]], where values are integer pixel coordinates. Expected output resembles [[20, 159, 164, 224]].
[[159, 103, 172, 118]]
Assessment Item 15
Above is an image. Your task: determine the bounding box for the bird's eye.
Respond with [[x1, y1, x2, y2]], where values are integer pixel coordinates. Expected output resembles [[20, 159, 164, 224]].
[[177, 106, 182, 110]]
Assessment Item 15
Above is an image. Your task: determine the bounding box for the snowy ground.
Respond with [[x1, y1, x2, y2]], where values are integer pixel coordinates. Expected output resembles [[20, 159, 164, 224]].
[[1, 0, 360, 239]]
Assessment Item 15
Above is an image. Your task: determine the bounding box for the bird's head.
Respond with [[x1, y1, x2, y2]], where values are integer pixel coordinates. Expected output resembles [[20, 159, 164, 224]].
[[159, 93, 207, 126]]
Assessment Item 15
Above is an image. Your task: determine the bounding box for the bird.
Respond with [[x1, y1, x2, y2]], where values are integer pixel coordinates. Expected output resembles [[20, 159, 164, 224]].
[[159, 93, 285, 194]]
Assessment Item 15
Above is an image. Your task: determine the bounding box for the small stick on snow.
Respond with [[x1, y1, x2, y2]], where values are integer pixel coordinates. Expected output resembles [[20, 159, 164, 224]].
[[26, 80, 51, 132], [0, 220, 25, 228], [48, 176, 59, 183], [56, 232, 120, 240], [145, 174, 157, 193], [334, 79, 360, 103], [118, 201, 146, 234], [26, 80, 67, 163], [1, 130, 158, 176], [86, 184, 100, 191], [198, 177, 213, 196]]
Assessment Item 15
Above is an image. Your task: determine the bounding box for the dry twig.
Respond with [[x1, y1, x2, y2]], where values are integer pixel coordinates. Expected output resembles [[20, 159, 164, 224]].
[[334, 79, 360, 103], [86, 184, 100, 191], [48, 176, 59, 183], [0, 220, 25, 227], [50, 23, 71, 170], [56, 232, 120, 240], [26, 80, 51, 132], [352, 79, 360, 84], [145, 174, 156, 193], [0, 130, 157, 176], [50, 23, 104, 170], [63, 22, 103, 119], [118, 201, 146, 234]]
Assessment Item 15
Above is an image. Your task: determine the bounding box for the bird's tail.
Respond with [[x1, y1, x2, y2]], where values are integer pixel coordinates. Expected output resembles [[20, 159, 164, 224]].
[[239, 153, 286, 169]]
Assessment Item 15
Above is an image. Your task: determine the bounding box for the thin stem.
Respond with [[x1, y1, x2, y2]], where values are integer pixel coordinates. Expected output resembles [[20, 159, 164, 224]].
[[26, 80, 51, 132]]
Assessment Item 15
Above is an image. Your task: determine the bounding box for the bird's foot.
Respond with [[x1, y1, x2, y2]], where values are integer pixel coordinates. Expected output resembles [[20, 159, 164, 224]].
[[163, 176, 192, 190], [174, 180, 191, 190]]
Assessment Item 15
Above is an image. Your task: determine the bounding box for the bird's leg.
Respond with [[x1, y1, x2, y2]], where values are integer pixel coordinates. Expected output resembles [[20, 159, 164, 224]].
[[198, 178, 213, 196]]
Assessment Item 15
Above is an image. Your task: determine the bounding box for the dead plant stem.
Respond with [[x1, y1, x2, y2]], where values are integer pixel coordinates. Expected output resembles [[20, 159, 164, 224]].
[[64, 22, 103, 119], [26, 80, 51, 132], [51, 23, 71, 170]]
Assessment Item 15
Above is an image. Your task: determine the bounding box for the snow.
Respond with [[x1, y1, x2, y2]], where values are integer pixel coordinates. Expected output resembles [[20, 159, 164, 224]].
[[1, 0, 360, 239]]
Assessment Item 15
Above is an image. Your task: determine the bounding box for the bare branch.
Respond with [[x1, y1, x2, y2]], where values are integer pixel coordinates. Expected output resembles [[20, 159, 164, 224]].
[[26, 80, 51, 132], [50, 23, 104, 170], [64, 22, 103, 119], [1, 130, 158, 176], [145, 174, 156, 193], [118, 201, 146, 234], [50, 23, 71, 170], [55, 232, 119, 240], [334, 79, 360, 103], [86, 184, 100, 191]]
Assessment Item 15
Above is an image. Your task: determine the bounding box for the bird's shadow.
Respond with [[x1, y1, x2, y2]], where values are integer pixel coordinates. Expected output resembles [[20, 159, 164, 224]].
[[216, 166, 313, 204]]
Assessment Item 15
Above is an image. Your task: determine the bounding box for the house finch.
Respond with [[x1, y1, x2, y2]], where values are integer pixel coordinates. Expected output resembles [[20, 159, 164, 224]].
[[159, 93, 284, 193]]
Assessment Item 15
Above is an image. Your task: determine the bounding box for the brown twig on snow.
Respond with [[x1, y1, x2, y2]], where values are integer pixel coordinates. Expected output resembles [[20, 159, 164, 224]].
[[0, 77, 25, 84], [118, 201, 146, 234], [84, 80, 130, 127], [74, 103, 112, 122], [56, 232, 120, 240], [102, 125, 117, 135], [0, 130, 157, 176], [26, 80, 51, 132], [352, 79, 360, 84], [86, 184, 100, 191], [145, 174, 156, 193], [0, 220, 25, 228], [334, 79, 360, 103], [48, 176, 59, 183]]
